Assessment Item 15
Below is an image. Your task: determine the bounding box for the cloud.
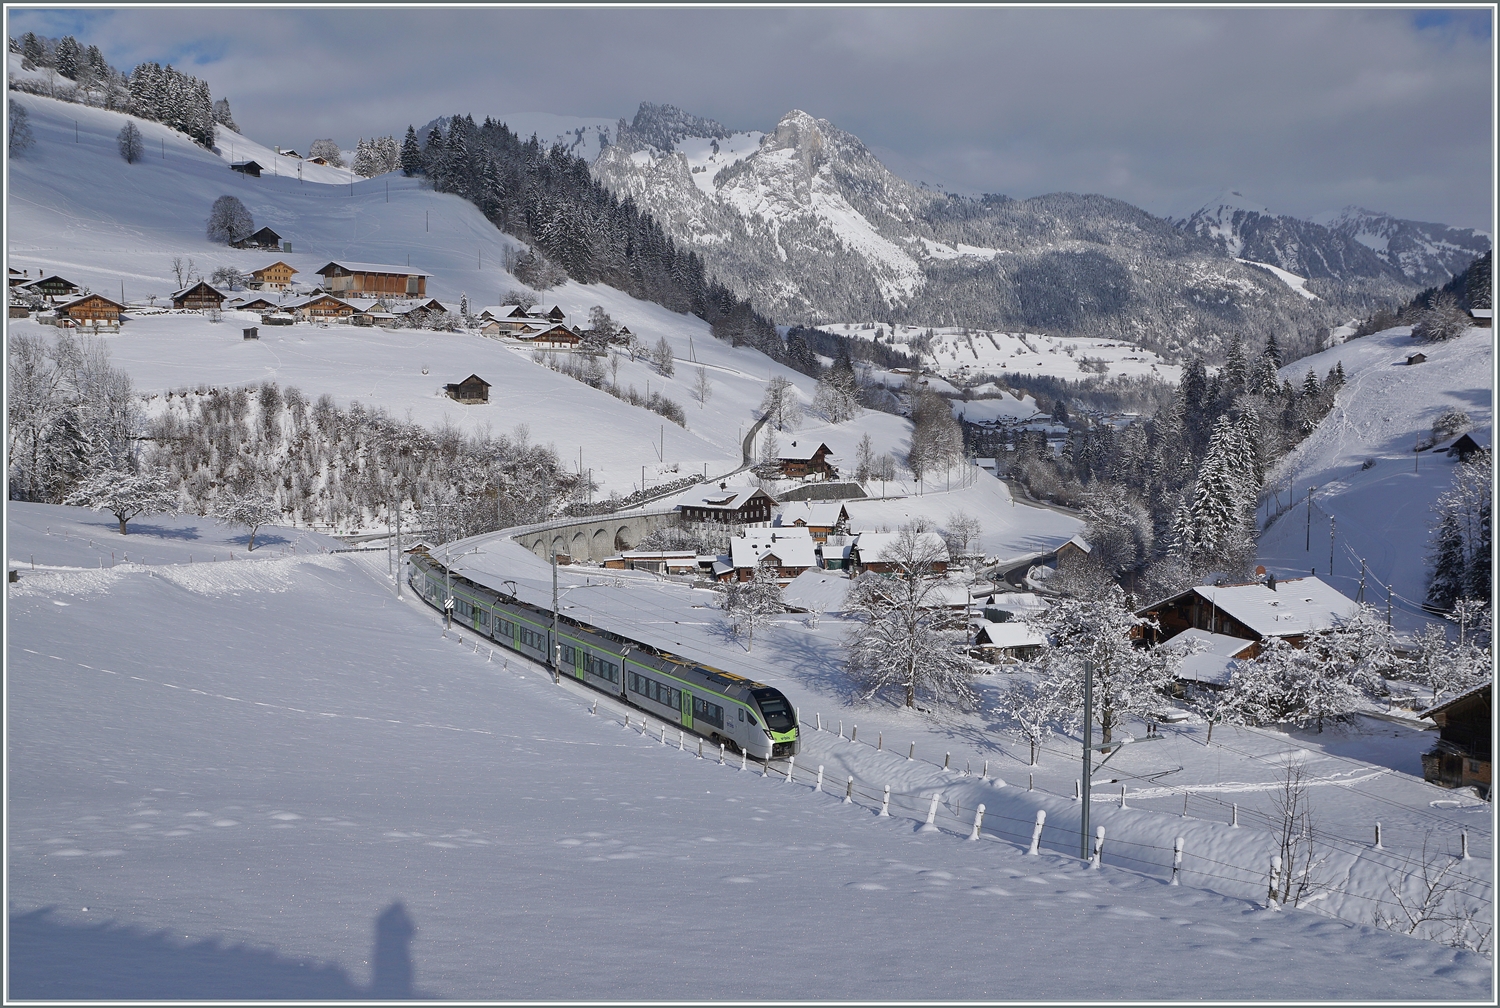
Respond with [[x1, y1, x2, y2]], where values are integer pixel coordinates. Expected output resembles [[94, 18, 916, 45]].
[[8, 6, 1492, 229]]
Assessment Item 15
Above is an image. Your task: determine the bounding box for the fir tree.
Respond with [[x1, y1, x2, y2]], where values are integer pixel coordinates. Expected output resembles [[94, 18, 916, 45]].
[[400, 126, 423, 176]]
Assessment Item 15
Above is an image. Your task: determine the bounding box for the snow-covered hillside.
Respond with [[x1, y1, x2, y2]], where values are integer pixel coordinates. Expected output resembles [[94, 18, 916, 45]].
[[7, 94, 928, 501], [822, 321, 1181, 385], [1256, 326, 1492, 631], [7, 518, 1490, 998]]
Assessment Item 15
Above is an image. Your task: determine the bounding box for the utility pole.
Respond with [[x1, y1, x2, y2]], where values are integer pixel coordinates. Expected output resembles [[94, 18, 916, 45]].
[[394, 495, 402, 598], [551, 551, 561, 684], [1305, 486, 1317, 551], [1080, 658, 1093, 860], [1357, 558, 1366, 603], [1329, 517, 1336, 578]]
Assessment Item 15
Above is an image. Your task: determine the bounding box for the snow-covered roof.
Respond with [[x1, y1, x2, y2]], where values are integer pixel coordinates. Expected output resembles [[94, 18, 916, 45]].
[[982, 591, 1049, 615], [478, 304, 527, 319], [974, 621, 1047, 650], [781, 569, 853, 614], [680, 485, 768, 512], [1062, 534, 1092, 554], [1157, 627, 1257, 659], [170, 281, 228, 300], [1469, 308, 1492, 320], [776, 440, 832, 461], [1420, 681, 1491, 718], [1147, 578, 1356, 639], [853, 530, 950, 564], [777, 501, 846, 528], [316, 261, 432, 277], [730, 527, 816, 570]]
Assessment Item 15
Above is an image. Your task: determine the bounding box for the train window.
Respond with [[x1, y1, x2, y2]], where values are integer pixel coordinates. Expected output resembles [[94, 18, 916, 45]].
[[747, 711, 758, 726], [477, 609, 489, 625], [692, 697, 724, 729], [738, 709, 744, 722], [560, 644, 576, 666], [750, 689, 795, 732]]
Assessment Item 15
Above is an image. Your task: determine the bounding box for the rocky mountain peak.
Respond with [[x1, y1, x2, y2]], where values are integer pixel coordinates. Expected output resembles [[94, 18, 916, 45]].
[[615, 102, 733, 154]]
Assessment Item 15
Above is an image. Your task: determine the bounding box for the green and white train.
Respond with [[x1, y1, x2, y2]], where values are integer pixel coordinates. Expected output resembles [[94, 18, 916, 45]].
[[409, 553, 799, 761]]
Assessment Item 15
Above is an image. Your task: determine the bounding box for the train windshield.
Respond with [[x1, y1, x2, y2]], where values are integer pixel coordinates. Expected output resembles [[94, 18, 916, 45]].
[[751, 689, 796, 733]]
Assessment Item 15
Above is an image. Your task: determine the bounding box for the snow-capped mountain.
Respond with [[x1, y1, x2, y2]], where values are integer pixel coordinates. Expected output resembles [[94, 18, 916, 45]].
[[1313, 206, 1492, 287], [593, 105, 1332, 361], [1180, 191, 1489, 288]]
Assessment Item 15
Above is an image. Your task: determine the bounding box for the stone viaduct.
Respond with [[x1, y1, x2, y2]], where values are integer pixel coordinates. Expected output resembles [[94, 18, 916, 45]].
[[509, 507, 683, 564]]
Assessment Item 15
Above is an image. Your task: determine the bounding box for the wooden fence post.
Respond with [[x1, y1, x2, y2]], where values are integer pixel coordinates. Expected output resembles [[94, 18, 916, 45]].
[[920, 793, 941, 831], [880, 785, 890, 817], [815, 765, 824, 792], [908, 742, 915, 761], [969, 804, 985, 841], [1171, 837, 1183, 885], [1268, 855, 1283, 910], [785, 755, 795, 783], [1090, 826, 1105, 869], [844, 776, 854, 804]]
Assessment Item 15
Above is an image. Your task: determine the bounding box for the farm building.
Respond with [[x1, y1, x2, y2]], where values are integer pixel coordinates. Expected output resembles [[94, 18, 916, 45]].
[[602, 550, 699, 576], [171, 281, 227, 310], [444, 375, 491, 404], [774, 441, 837, 480], [249, 261, 298, 290], [727, 528, 817, 583], [477, 304, 531, 321], [56, 293, 127, 326], [518, 324, 582, 348], [480, 318, 539, 337], [229, 160, 263, 177], [775, 502, 850, 543], [676, 484, 776, 526], [1433, 429, 1489, 463], [1406, 352, 1428, 366], [850, 531, 950, 575], [1421, 684, 1491, 797], [1135, 577, 1355, 654], [231, 227, 284, 250], [972, 621, 1047, 663], [24, 275, 81, 302], [1469, 308, 1492, 328], [292, 294, 355, 321], [315, 261, 430, 297], [1055, 535, 1093, 565]]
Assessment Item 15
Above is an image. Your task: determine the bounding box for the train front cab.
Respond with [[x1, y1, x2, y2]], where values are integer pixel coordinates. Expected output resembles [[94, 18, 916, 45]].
[[750, 687, 799, 758]]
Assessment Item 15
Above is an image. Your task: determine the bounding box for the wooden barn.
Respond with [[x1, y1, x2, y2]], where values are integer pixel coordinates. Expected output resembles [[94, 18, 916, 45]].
[[315, 261, 429, 297], [1469, 308, 1492, 328], [521, 324, 581, 348], [1135, 577, 1355, 654], [1406, 352, 1428, 365], [230, 296, 278, 312], [1421, 684, 1491, 797], [250, 261, 298, 290], [231, 227, 283, 250], [444, 375, 491, 404], [229, 160, 263, 177], [171, 281, 227, 310], [57, 293, 126, 326], [294, 294, 354, 321]]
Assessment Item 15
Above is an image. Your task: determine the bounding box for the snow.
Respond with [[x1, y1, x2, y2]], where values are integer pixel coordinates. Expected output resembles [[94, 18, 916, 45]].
[[1256, 326, 1492, 632], [1235, 257, 1321, 301], [10, 516, 1490, 997], [781, 568, 853, 614], [674, 130, 764, 197]]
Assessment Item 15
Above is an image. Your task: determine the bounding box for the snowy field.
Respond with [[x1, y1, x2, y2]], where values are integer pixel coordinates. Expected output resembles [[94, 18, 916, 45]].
[[1257, 325, 1492, 632], [7, 520, 1491, 999], [6, 93, 925, 501], [823, 322, 1182, 384]]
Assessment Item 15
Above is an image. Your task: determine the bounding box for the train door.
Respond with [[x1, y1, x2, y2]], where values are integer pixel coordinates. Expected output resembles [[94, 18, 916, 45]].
[[680, 689, 693, 727]]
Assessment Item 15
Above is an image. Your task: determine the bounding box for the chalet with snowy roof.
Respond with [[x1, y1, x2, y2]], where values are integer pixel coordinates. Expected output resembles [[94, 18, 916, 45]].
[[727, 527, 817, 583], [1434, 430, 1489, 463], [774, 440, 837, 480], [518, 324, 581, 348], [276, 148, 303, 158], [1420, 684, 1490, 796], [306, 156, 332, 166], [612, 325, 634, 344], [171, 281, 227, 310], [57, 293, 126, 327], [1156, 628, 1258, 690], [480, 318, 539, 337], [531, 305, 567, 322], [972, 621, 1047, 664], [978, 591, 1049, 624], [315, 261, 430, 297], [1056, 535, 1092, 565], [229, 160, 263, 177], [850, 531, 950, 576], [9, 267, 29, 288], [1136, 577, 1356, 655], [25, 275, 81, 302], [444, 374, 490, 404], [1469, 308, 1492, 328], [229, 295, 278, 312], [478, 304, 531, 321], [677, 484, 776, 525], [249, 261, 298, 291], [775, 501, 850, 543], [781, 568, 854, 614], [293, 294, 355, 321], [1406, 352, 1428, 366], [231, 226, 283, 250]]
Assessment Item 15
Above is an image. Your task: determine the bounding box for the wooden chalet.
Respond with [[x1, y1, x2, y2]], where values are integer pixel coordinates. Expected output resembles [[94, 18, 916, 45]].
[[612, 325, 634, 344], [520, 324, 581, 348], [776, 501, 850, 543], [315, 261, 430, 297], [1421, 684, 1491, 797], [25, 275, 81, 302], [602, 550, 699, 575], [229, 160, 263, 177], [1469, 308, 1492, 328], [537, 305, 567, 322], [250, 261, 298, 290], [728, 528, 817, 583], [231, 227, 283, 251], [850, 530, 950, 575], [9, 267, 29, 288], [276, 148, 303, 158], [1135, 577, 1355, 654], [171, 281, 227, 310], [444, 374, 491, 404], [480, 318, 539, 337], [1055, 535, 1093, 565], [478, 304, 531, 321], [57, 293, 126, 326], [677, 484, 776, 525], [231, 296, 278, 312], [295, 294, 355, 321], [1406, 352, 1428, 366], [305, 156, 331, 166], [1435, 430, 1489, 463], [775, 441, 837, 479], [972, 621, 1047, 664]]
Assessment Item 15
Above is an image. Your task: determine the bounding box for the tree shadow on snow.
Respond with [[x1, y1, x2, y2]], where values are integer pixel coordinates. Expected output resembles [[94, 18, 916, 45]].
[[83, 519, 203, 542], [225, 531, 293, 550], [8, 900, 438, 1000]]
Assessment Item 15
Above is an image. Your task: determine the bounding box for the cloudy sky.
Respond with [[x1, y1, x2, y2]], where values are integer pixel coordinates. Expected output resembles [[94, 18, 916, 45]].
[[9, 5, 1494, 229]]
